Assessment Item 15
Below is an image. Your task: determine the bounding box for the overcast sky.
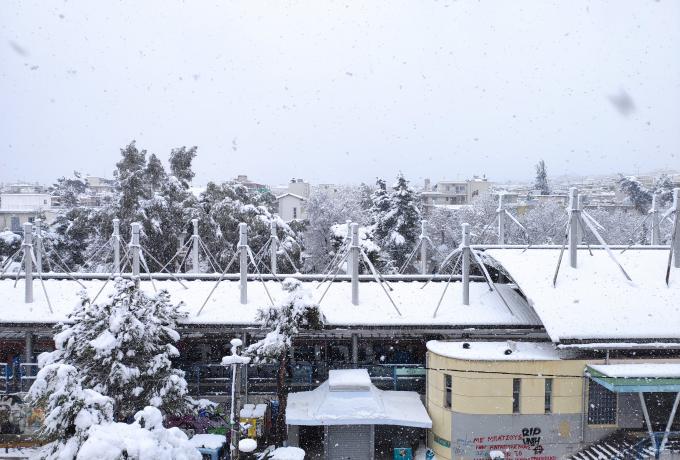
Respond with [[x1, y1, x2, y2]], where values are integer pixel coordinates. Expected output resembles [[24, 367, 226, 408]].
[[2, 1, 679, 187]]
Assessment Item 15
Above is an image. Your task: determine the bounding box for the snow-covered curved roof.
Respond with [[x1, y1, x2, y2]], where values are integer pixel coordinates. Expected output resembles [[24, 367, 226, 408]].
[[485, 248, 680, 342]]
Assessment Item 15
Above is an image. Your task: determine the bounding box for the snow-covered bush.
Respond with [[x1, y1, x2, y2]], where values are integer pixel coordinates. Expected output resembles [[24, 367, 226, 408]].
[[76, 406, 201, 460], [27, 363, 115, 459]]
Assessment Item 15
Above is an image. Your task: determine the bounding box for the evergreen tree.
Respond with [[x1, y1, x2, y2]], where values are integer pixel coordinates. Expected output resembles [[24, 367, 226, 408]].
[[246, 279, 325, 446], [115, 141, 149, 223], [27, 363, 115, 459], [145, 153, 167, 193], [169, 146, 197, 189], [534, 159, 550, 195], [52, 172, 88, 208], [371, 174, 421, 272], [34, 278, 193, 421]]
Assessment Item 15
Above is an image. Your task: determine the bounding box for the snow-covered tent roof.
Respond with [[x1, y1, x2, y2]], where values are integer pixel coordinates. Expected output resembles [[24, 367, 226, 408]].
[[0, 278, 540, 328], [486, 248, 680, 342], [286, 369, 432, 428]]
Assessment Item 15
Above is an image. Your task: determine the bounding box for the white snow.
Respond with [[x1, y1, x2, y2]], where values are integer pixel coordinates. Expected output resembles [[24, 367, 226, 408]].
[[426, 340, 561, 361], [238, 438, 257, 452], [588, 363, 680, 378], [269, 446, 306, 460], [328, 368, 372, 391], [0, 230, 20, 245], [0, 278, 538, 327], [286, 369, 431, 428], [486, 248, 680, 341], [188, 434, 225, 450]]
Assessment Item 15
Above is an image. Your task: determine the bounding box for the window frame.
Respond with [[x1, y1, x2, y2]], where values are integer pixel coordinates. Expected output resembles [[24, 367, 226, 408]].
[[587, 380, 618, 426], [444, 374, 452, 409], [544, 378, 553, 414], [512, 378, 521, 414]]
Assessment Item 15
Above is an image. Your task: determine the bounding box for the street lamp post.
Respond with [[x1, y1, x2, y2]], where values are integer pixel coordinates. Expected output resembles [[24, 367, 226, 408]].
[[222, 337, 251, 459]]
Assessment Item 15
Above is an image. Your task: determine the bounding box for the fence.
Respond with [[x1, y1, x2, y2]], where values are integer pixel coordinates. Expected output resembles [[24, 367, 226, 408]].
[[183, 362, 426, 397]]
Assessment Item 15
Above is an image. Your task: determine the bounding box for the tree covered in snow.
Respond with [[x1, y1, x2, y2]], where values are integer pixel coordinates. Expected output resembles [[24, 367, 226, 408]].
[[618, 174, 675, 213], [371, 174, 422, 272], [27, 363, 115, 459], [534, 159, 551, 195], [302, 185, 368, 273], [246, 279, 325, 446], [0, 230, 21, 262], [33, 278, 193, 421], [192, 181, 301, 274]]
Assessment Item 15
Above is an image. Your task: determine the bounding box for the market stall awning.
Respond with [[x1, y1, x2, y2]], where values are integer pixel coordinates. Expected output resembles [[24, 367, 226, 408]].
[[286, 369, 432, 428], [587, 364, 680, 393]]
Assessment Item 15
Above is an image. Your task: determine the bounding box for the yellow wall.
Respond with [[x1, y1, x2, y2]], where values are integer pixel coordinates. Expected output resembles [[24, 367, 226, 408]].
[[427, 351, 589, 459]]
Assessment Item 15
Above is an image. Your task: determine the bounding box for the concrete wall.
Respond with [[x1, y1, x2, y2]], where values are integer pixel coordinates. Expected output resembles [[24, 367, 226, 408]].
[[277, 195, 307, 222], [427, 351, 590, 459]]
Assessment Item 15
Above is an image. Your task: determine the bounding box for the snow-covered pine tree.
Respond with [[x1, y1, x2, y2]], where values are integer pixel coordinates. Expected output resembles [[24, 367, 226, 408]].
[[534, 159, 551, 195], [246, 279, 325, 446], [115, 141, 150, 224], [35, 278, 193, 421], [373, 174, 421, 272]]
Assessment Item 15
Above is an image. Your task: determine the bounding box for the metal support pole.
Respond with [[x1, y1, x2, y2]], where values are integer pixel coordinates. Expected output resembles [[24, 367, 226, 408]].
[[351, 333, 358, 366], [270, 220, 278, 275], [34, 219, 42, 274], [192, 218, 200, 274], [420, 220, 428, 275], [674, 188, 680, 268], [659, 392, 680, 453], [639, 392, 657, 453], [569, 188, 579, 269], [461, 223, 470, 306], [346, 220, 353, 274], [650, 194, 660, 245], [23, 223, 33, 303], [351, 223, 359, 306], [497, 194, 505, 245], [112, 218, 120, 274], [239, 223, 248, 304], [25, 332, 33, 363], [131, 222, 140, 277]]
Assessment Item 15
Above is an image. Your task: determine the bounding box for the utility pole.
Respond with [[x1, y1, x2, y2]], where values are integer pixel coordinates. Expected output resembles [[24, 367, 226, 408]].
[[461, 223, 470, 306]]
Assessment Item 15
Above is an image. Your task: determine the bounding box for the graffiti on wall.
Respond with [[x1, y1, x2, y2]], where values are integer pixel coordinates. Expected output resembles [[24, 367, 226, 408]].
[[455, 426, 557, 460]]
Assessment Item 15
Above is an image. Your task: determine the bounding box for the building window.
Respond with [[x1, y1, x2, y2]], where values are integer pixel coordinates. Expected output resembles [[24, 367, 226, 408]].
[[444, 374, 452, 409], [512, 378, 521, 414], [587, 380, 617, 425], [545, 378, 553, 414], [292, 207, 297, 219]]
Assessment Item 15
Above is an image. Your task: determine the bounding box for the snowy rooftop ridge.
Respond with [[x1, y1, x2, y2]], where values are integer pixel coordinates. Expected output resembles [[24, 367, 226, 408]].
[[0, 278, 539, 328], [427, 340, 561, 361], [486, 248, 680, 342]]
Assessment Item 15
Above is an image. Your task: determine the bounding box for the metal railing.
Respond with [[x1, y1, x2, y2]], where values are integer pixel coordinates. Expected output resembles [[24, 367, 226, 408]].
[[182, 362, 426, 396]]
